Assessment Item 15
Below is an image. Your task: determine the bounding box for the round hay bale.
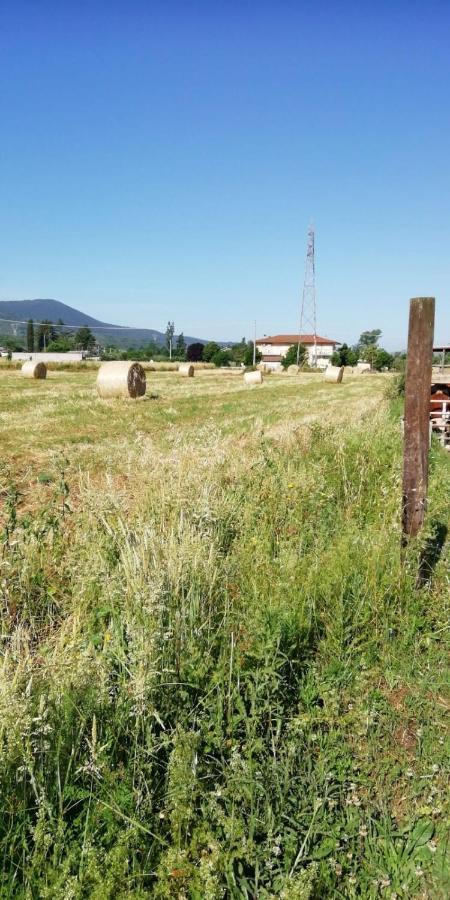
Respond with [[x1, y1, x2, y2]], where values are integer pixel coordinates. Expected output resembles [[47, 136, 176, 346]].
[[287, 364, 300, 375], [244, 370, 263, 385], [178, 363, 194, 377], [324, 365, 344, 384], [21, 360, 47, 379], [356, 362, 371, 374], [96, 361, 146, 398]]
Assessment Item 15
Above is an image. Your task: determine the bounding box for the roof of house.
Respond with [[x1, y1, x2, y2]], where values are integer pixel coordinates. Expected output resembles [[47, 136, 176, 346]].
[[256, 333, 339, 346]]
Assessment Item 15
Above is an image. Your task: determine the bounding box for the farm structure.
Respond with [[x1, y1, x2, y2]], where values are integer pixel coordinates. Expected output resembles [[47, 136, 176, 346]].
[[430, 344, 450, 449], [10, 351, 94, 363], [256, 333, 339, 370], [433, 344, 450, 374], [430, 380, 450, 449]]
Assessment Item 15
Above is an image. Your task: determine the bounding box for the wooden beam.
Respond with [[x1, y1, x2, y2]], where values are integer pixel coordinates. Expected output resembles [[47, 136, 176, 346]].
[[402, 297, 435, 542]]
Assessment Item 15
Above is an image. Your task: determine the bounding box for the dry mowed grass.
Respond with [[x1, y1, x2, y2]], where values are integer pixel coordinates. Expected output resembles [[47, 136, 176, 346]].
[[0, 366, 387, 472], [0, 368, 388, 520]]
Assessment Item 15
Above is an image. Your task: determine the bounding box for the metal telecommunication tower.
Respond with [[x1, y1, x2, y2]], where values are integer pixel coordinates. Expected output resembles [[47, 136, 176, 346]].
[[297, 223, 317, 366]]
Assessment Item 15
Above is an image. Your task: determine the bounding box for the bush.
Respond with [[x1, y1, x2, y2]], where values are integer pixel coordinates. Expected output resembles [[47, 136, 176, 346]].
[[385, 371, 405, 399], [212, 349, 232, 367]]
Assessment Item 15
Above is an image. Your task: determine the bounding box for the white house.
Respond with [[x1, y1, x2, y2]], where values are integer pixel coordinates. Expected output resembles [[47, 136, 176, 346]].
[[255, 333, 339, 370], [10, 351, 89, 363]]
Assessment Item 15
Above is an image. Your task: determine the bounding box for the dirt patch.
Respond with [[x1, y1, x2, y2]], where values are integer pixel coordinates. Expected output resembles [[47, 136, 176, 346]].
[[393, 722, 418, 754], [387, 685, 410, 712]]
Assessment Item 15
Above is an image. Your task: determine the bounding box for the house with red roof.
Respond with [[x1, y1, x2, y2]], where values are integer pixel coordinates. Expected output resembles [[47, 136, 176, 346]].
[[255, 334, 340, 370]]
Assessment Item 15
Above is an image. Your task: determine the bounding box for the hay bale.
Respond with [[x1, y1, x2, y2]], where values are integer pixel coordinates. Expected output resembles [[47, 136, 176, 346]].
[[21, 360, 47, 379], [287, 364, 300, 375], [96, 361, 146, 398], [244, 370, 263, 385], [324, 365, 344, 384], [356, 362, 371, 374], [178, 363, 194, 377]]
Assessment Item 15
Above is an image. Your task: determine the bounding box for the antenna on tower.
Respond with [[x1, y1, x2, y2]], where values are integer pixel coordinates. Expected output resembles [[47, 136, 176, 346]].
[[297, 223, 317, 367]]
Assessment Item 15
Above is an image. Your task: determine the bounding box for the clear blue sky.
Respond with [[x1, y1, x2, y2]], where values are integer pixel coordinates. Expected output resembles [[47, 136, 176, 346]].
[[1, 0, 449, 348]]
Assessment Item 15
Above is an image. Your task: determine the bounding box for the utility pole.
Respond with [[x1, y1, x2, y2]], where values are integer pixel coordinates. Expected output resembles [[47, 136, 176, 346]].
[[298, 223, 317, 367], [166, 321, 175, 360], [402, 297, 435, 543], [253, 320, 256, 367]]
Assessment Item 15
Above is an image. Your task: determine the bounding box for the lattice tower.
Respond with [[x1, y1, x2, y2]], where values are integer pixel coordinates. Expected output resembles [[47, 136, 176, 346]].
[[297, 224, 317, 366]]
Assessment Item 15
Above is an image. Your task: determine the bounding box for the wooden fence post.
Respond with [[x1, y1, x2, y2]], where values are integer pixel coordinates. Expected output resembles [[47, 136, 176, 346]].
[[402, 297, 435, 542]]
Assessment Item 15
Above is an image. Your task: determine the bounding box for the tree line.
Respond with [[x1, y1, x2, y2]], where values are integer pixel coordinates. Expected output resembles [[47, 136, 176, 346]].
[[1, 320, 432, 372], [0, 319, 98, 353], [330, 329, 400, 371]]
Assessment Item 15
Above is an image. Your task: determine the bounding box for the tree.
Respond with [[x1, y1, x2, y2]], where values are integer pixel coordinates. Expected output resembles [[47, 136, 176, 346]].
[[148, 341, 165, 357], [358, 329, 382, 349], [212, 349, 232, 367], [331, 342, 358, 367], [37, 323, 45, 351], [26, 319, 34, 352], [165, 322, 175, 359], [243, 341, 262, 367], [392, 352, 406, 372], [176, 333, 186, 359], [372, 348, 393, 371], [362, 345, 379, 368], [203, 341, 221, 362], [281, 344, 307, 369], [230, 338, 247, 365], [4, 335, 25, 352], [186, 342, 204, 362], [74, 326, 96, 350], [47, 336, 74, 352], [36, 320, 56, 351]]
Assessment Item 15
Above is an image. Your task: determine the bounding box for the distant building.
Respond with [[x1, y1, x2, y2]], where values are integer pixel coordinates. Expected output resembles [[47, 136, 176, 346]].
[[11, 351, 87, 363], [255, 334, 339, 370]]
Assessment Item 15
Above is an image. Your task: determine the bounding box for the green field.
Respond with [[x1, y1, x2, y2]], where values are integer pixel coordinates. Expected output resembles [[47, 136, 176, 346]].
[[0, 367, 449, 898]]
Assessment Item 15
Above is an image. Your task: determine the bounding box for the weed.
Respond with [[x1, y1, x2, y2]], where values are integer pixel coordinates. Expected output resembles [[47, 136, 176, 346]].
[[0, 370, 448, 896]]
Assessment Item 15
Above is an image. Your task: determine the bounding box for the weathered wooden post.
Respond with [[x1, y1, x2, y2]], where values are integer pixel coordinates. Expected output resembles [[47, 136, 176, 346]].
[[402, 297, 435, 543]]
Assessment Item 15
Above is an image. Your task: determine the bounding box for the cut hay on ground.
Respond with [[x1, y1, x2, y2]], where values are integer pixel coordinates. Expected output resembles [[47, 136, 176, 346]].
[[96, 361, 146, 398], [21, 361, 47, 379]]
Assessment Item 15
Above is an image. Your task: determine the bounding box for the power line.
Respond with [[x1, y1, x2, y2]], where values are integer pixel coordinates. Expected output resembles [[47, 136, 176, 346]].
[[0, 315, 262, 336], [0, 316, 139, 331]]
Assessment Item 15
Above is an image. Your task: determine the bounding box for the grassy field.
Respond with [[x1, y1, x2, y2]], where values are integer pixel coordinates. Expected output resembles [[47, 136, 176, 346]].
[[0, 368, 449, 898]]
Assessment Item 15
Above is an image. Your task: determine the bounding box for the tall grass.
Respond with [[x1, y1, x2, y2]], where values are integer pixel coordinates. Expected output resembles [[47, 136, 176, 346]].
[[0, 401, 449, 897]]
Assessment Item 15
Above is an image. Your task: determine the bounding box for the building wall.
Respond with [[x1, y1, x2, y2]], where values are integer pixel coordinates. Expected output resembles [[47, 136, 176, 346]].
[[10, 351, 86, 362], [308, 345, 335, 369], [259, 342, 335, 369]]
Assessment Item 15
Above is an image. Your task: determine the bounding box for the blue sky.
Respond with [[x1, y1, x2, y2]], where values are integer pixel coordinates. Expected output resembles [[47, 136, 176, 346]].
[[1, 1, 449, 348]]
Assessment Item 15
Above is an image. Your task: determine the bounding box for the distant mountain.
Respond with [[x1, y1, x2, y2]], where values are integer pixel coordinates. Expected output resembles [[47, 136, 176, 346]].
[[0, 299, 208, 349]]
